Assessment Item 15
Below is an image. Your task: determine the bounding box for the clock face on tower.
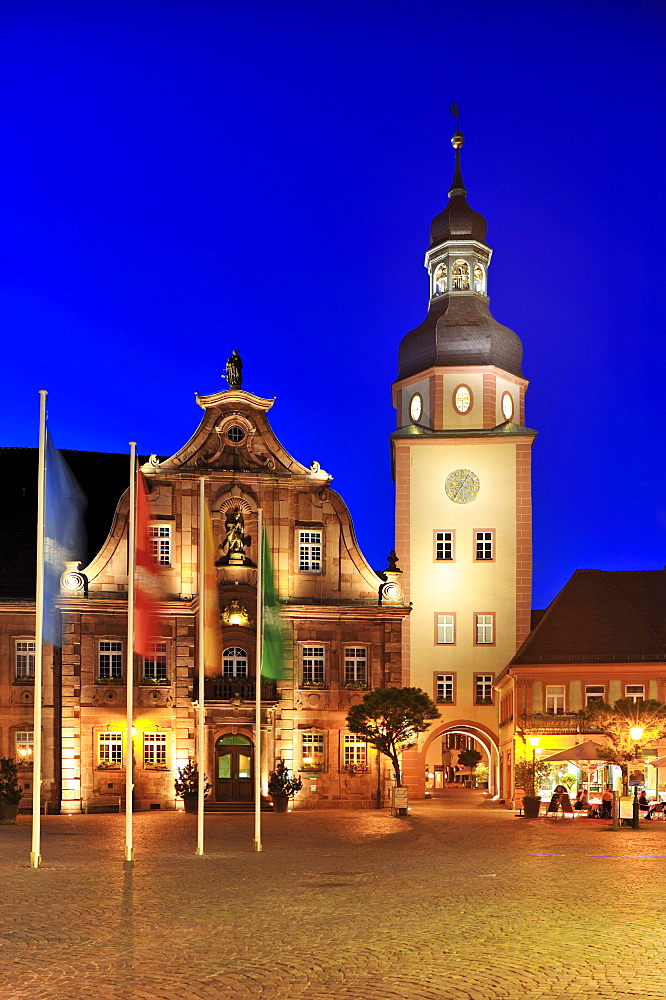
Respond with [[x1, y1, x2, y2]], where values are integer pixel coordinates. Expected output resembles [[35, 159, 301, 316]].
[[409, 393, 422, 423], [445, 469, 480, 503]]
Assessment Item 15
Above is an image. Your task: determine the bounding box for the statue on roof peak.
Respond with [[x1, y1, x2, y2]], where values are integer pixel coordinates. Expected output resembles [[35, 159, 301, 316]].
[[224, 349, 243, 389]]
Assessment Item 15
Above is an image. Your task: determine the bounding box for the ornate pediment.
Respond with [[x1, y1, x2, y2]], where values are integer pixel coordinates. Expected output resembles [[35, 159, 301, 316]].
[[152, 389, 317, 477]]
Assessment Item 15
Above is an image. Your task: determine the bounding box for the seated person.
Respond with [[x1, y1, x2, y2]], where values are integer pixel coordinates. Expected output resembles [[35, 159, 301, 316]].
[[600, 785, 613, 818], [574, 788, 590, 812], [638, 790, 650, 813]]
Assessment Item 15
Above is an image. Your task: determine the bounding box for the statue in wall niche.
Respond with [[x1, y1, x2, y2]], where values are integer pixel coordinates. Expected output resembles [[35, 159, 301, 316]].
[[224, 349, 243, 389], [220, 506, 247, 565]]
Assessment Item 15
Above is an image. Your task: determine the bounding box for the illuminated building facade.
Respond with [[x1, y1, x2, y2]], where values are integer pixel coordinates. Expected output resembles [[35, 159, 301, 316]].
[[0, 391, 408, 812]]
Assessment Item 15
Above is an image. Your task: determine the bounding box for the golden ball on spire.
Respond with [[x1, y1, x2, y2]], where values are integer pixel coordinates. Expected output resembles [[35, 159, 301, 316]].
[[451, 131, 464, 149]]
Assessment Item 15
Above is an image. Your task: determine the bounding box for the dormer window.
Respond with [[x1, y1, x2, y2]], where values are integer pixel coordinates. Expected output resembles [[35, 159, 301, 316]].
[[452, 261, 469, 290], [433, 263, 447, 295], [473, 262, 485, 293]]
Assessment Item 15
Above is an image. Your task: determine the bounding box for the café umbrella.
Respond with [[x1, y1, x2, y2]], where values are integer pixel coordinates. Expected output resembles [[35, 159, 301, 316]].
[[539, 741, 609, 788], [648, 756, 666, 801]]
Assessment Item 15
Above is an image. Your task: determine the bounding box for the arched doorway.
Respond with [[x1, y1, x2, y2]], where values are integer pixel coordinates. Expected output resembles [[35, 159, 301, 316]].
[[419, 722, 500, 797], [215, 734, 253, 802]]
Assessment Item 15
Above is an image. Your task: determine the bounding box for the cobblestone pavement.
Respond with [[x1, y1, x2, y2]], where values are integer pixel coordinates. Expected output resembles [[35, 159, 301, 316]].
[[1, 790, 665, 999]]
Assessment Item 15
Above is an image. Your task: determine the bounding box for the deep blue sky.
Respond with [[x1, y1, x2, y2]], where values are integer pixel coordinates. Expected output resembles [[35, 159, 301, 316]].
[[1, 1, 665, 609]]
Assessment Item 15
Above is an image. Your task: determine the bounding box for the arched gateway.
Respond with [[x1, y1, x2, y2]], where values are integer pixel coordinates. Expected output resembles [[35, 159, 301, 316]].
[[420, 722, 500, 797]]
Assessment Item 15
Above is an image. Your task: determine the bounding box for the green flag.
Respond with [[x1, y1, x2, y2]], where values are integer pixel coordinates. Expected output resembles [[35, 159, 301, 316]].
[[262, 527, 286, 679]]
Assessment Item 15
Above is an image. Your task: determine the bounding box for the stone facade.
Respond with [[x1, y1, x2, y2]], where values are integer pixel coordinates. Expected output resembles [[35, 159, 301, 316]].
[[0, 388, 408, 812]]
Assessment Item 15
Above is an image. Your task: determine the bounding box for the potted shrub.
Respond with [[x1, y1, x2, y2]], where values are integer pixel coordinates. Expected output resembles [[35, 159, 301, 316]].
[[268, 758, 302, 813], [515, 758, 551, 818], [174, 759, 211, 814], [0, 757, 23, 824]]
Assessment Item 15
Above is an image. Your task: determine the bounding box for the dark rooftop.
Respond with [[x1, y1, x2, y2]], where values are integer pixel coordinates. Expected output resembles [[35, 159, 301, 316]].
[[0, 448, 146, 600], [511, 569, 666, 665]]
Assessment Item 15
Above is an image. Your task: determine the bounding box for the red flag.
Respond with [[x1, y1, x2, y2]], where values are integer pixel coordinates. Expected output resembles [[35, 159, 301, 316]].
[[203, 503, 221, 677], [134, 471, 165, 656]]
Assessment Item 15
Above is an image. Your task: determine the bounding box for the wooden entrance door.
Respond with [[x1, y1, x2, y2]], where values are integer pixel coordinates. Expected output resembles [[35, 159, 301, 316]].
[[215, 735, 253, 802]]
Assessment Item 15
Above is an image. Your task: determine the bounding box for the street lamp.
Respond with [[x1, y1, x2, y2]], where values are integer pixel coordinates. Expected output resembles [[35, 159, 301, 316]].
[[630, 726, 645, 829]]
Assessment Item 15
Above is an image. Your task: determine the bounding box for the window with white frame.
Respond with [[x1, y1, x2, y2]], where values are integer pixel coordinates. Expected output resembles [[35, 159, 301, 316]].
[[149, 524, 171, 566], [546, 685, 566, 715], [99, 732, 123, 766], [625, 684, 645, 704], [475, 674, 493, 705], [143, 732, 167, 766], [143, 641, 168, 681], [343, 734, 367, 769], [15, 730, 34, 764], [436, 614, 455, 645], [223, 646, 248, 678], [302, 732, 325, 769], [344, 647, 367, 685], [435, 530, 454, 561], [475, 614, 494, 644], [98, 641, 123, 680], [435, 674, 454, 703], [302, 646, 325, 686], [15, 640, 35, 680], [475, 531, 494, 560], [298, 530, 322, 573], [585, 684, 605, 706]]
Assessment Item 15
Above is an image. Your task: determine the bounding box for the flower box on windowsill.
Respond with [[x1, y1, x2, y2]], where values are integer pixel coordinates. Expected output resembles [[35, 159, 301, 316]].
[[342, 681, 367, 690], [96, 762, 123, 770], [13, 677, 35, 685], [476, 698, 493, 706], [143, 763, 169, 771], [301, 681, 326, 689], [436, 697, 453, 704], [95, 677, 123, 686], [300, 764, 325, 773], [141, 677, 170, 686]]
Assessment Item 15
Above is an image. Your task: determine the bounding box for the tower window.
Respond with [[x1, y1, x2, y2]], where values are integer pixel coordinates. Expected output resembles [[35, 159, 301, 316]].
[[473, 262, 485, 293], [475, 531, 494, 561], [435, 531, 454, 561], [433, 263, 447, 295], [474, 614, 494, 645], [585, 685, 605, 706], [435, 674, 455, 704], [226, 425, 245, 443], [475, 674, 494, 705], [453, 385, 472, 414], [452, 260, 470, 290], [436, 613, 455, 645]]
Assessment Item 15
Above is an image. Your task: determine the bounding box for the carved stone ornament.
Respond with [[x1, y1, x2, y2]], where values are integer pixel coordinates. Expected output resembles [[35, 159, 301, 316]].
[[60, 562, 87, 596], [222, 599, 253, 627]]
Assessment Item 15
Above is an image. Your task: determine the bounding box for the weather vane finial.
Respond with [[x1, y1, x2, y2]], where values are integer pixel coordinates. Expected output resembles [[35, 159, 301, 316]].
[[449, 101, 464, 149]]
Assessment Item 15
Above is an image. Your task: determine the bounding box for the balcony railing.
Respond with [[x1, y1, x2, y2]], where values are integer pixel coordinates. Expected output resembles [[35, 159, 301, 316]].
[[519, 713, 603, 735], [192, 678, 279, 703]]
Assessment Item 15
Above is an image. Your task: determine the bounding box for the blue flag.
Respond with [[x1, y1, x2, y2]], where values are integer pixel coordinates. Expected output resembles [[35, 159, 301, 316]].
[[43, 430, 87, 643]]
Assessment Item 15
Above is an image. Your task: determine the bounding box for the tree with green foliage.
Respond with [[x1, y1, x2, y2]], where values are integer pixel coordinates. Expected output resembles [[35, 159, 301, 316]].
[[457, 747, 483, 781], [582, 698, 666, 794], [346, 687, 439, 787], [514, 757, 551, 798]]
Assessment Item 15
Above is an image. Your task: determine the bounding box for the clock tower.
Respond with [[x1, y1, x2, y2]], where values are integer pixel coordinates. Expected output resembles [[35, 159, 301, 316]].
[[392, 130, 536, 797]]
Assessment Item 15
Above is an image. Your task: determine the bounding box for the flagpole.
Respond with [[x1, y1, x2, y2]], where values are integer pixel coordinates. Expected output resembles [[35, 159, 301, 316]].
[[31, 390, 48, 869], [196, 478, 206, 856], [254, 507, 263, 852], [125, 443, 136, 862]]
